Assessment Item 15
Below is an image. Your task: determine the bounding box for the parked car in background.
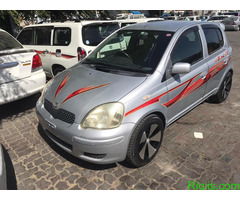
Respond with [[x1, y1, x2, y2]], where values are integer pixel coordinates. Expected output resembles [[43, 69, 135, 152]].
[[222, 16, 240, 31], [36, 21, 233, 167], [164, 16, 179, 20], [188, 16, 201, 21], [17, 21, 120, 77], [207, 15, 232, 23], [221, 12, 240, 17], [0, 144, 7, 190], [200, 15, 210, 21], [118, 18, 164, 27], [0, 28, 46, 105]]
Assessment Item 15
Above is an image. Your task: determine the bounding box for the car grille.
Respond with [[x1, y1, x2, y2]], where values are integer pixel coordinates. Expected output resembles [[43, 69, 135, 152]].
[[44, 99, 75, 124]]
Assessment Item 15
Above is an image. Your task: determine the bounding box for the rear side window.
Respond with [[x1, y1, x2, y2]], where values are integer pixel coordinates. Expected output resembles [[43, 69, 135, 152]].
[[171, 27, 203, 65], [35, 27, 52, 45], [0, 31, 23, 51], [17, 28, 33, 45], [203, 28, 224, 55], [53, 28, 71, 46]]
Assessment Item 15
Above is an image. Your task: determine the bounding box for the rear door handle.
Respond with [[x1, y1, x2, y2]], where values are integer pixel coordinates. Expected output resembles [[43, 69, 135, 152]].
[[43, 49, 49, 54]]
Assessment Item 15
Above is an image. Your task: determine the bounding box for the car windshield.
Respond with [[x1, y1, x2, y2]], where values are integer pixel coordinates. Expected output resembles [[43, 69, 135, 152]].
[[0, 31, 23, 51], [82, 29, 174, 75], [82, 23, 120, 46]]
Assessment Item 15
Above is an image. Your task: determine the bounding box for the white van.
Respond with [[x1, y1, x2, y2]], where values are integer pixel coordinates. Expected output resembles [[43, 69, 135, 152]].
[[17, 20, 120, 77]]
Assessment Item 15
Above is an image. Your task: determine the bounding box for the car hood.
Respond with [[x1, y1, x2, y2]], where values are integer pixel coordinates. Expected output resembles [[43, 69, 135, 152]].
[[45, 64, 147, 123]]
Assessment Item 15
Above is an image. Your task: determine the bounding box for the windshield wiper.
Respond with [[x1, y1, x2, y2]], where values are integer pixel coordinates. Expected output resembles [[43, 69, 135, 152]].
[[82, 59, 150, 75]]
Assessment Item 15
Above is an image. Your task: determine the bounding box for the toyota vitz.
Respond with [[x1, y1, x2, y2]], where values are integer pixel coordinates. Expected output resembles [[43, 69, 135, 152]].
[[36, 21, 233, 167]]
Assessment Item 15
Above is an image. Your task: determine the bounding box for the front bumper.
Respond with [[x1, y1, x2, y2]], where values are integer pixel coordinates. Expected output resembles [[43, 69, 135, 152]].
[[36, 99, 135, 164], [0, 145, 7, 190]]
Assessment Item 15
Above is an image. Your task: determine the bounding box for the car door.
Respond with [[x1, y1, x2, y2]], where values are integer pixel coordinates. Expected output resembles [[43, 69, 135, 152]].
[[201, 24, 232, 97], [164, 26, 208, 125]]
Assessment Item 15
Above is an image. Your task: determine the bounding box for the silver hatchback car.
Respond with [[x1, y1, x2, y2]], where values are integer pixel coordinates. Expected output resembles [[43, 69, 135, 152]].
[[36, 21, 233, 167]]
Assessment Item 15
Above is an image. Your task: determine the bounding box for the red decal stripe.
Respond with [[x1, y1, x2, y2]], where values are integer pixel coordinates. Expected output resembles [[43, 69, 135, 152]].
[[60, 83, 110, 106], [125, 92, 167, 117], [50, 52, 76, 59], [54, 72, 70, 101], [125, 57, 231, 117]]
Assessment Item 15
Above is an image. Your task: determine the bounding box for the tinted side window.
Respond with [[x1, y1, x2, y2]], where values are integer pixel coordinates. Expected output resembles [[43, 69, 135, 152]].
[[0, 31, 23, 51], [34, 27, 52, 45], [171, 28, 203, 65], [53, 28, 71, 46], [203, 28, 223, 54], [17, 28, 33, 45], [82, 23, 120, 46]]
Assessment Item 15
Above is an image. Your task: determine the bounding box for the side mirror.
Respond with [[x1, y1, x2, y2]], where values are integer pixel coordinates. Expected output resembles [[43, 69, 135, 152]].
[[172, 62, 191, 74]]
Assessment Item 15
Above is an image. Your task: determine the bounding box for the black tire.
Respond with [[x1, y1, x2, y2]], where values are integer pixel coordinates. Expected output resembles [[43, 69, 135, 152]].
[[126, 114, 164, 167], [208, 71, 232, 103], [52, 66, 65, 76]]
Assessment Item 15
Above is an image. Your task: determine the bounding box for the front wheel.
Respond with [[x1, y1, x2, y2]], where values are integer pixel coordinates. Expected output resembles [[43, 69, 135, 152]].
[[126, 114, 164, 167], [208, 71, 232, 103]]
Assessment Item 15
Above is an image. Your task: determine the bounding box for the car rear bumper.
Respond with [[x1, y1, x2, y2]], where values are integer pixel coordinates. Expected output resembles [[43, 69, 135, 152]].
[[0, 70, 46, 105], [36, 100, 135, 164], [0, 145, 7, 190]]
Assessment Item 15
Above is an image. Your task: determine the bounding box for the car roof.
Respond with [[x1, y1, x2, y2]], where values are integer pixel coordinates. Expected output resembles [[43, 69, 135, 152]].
[[122, 21, 207, 32], [22, 20, 119, 28]]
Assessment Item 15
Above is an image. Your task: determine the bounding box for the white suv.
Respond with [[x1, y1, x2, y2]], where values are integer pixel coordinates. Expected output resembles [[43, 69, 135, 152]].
[[17, 20, 120, 77]]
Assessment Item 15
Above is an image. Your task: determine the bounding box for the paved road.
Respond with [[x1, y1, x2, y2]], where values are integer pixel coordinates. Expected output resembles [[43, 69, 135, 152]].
[[0, 31, 240, 190]]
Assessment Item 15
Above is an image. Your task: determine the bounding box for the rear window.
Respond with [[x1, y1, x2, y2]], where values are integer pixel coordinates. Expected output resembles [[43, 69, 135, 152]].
[[82, 23, 120, 46], [202, 28, 224, 55], [0, 31, 23, 51]]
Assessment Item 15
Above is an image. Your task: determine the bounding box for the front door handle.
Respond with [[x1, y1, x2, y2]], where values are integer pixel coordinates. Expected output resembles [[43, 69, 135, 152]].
[[200, 71, 208, 79], [56, 49, 61, 57]]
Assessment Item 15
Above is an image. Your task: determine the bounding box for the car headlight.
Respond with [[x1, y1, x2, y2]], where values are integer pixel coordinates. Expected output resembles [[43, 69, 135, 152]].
[[40, 79, 53, 103], [82, 102, 124, 129]]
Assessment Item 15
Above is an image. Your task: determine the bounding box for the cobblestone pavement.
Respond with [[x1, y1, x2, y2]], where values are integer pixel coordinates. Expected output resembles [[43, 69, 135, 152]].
[[0, 32, 240, 190]]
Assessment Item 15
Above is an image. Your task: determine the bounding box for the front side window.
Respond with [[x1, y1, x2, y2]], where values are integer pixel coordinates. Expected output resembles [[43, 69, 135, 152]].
[[34, 27, 52, 45], [171, 27, 203, 65], [53, 28, 71, 46], [203, 28, 223, 55], [82, 23, 120, 46], [82, 30, 174, 75], [0, 31, 23, 51]]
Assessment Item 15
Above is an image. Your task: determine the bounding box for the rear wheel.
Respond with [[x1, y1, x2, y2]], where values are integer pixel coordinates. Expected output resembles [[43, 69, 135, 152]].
[[126, 114, 164, 167], [208, 71, 232, 103]]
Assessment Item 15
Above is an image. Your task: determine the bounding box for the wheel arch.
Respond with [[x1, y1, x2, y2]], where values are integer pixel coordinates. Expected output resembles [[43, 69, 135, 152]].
[[52, 64, 66, 76]]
